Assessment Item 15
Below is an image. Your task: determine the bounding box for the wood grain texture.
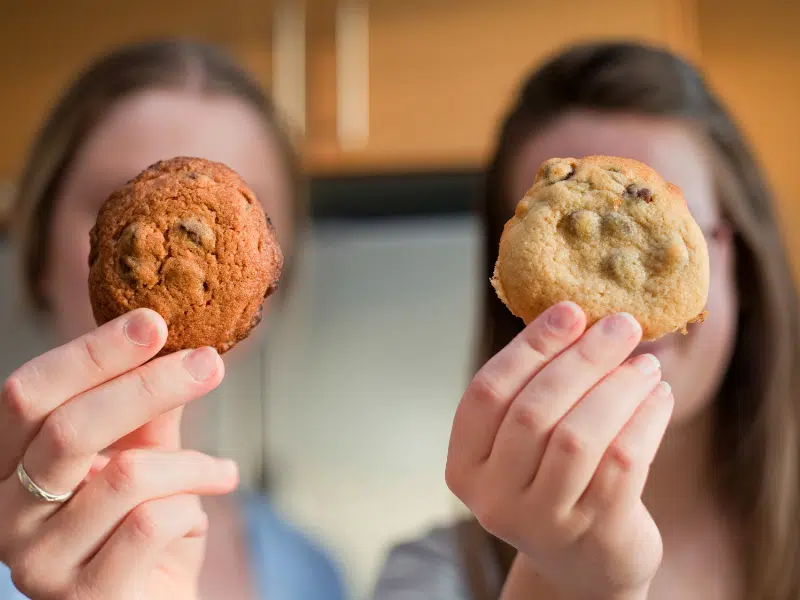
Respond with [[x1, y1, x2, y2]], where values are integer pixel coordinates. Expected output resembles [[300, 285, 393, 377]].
[[0, 0, 274, 179], [697, 0, 800, 277], [304, 0, 698, 174]]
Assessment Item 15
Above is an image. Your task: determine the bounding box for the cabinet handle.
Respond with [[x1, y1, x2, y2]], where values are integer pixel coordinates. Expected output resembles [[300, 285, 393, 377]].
[[273, 0, 307, 136], [336, 0, 369, 150]]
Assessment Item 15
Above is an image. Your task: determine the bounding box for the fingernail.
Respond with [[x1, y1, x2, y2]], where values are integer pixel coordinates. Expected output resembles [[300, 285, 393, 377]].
[[602, 312, 641, 336], [655, 380, 672, 397], [548, 302, 580, 330], [183, 347, 219, 381], [632, 353, 660, 375], [124, 311, 160, 346], [221, 459, 239, 478]]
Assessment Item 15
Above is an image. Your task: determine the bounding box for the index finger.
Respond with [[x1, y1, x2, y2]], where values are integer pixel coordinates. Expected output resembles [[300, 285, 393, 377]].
[[447, 302, 586, 474], [0, 308, 167, 476]]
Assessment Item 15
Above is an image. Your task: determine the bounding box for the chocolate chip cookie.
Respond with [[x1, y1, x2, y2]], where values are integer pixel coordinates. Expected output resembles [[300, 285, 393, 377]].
[[89, 157, 283, 354], [492, 156, 709, 340]]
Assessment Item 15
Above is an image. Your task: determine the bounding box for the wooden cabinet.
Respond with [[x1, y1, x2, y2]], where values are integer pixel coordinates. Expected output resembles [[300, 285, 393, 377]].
[[697, 0, 800, 277], [2, 0, 798, 259], [0, 0, 699, 178], [0, 0, 274, 180], [302, 0, 701, 174]]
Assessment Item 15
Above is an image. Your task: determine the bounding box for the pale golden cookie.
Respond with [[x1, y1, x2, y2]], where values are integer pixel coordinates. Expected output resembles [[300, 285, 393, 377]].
[[491, 156, 709, 340]]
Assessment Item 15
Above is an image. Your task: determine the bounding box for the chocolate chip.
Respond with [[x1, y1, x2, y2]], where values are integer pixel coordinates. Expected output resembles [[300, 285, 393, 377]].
[[250, 305, 264, 329], [181, 226, 201, 245], [202, 281, 209, 292], [118, 222, 141, 251], [118, 256, 139, 284], [626, 184, 653, 203], [567, 210, 601, 240], [547, 163, 574, 183], [602, 212, 635, 239], [186, 171, 199, 180], [175, 218, 215, 250]]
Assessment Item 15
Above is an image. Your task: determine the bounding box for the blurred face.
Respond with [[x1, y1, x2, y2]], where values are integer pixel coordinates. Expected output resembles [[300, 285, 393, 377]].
[[508, 111, 738, 425], [43, 88, 294, 344]]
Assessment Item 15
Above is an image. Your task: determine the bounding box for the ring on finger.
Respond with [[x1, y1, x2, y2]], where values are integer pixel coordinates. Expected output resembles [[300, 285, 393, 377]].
[[16, 461, 75, 503]]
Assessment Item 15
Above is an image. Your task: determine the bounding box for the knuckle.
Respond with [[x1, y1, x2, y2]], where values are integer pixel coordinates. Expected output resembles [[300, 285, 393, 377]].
[[81, 334, 106, 373], [552, 422, 588, 458], [523, 323, 562, 360], [518, 333, 550, 365], [575, 339, 603, 369], [607, 441, 636, 473], [471, 496, 505, 536], [134, 369, 159, 400], [1, 376, 33, 424], [510, 403, 549, 435], [9, 549, 42, 597], [128, 502, 163, 541], [105, 450, 145, 495], [466, 374, 507, 414], [444, 460, 467, 497], [40, 409, 82, 460], [555, 506, 592, 543]]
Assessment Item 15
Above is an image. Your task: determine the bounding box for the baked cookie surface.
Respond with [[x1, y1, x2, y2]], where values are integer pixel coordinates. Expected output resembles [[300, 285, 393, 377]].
[[89, 156, 283, 354], [492, 156, 709, 340]]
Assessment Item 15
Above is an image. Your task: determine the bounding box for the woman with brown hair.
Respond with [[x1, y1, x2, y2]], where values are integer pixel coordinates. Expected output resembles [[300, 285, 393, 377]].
[[0, 40, 344, 600], [374, 42, 800, 600]]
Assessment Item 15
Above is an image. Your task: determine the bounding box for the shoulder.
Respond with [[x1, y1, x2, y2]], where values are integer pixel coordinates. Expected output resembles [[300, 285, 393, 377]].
[[240, 492, 346, 600], [372, 520, 500, 600]]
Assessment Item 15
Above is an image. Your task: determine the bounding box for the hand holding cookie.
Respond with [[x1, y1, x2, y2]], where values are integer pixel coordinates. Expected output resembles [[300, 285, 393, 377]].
[[447, 157, 710, 599], [0, 157, 283, 600], [446, 303, 669, 600], [0, 309, 236, 600]]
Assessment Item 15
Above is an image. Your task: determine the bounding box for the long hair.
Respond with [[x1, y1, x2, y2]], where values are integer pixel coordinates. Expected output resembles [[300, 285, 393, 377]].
[[471, 41, 800, 600]]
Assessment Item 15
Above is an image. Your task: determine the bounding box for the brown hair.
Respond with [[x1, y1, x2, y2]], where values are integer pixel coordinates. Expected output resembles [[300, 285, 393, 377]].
[[470, 41, 800, 599], [12, 38, 304, 311]]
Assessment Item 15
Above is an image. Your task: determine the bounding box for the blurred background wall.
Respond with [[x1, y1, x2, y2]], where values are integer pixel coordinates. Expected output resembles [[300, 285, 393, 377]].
[[1, 1, 798, 598]]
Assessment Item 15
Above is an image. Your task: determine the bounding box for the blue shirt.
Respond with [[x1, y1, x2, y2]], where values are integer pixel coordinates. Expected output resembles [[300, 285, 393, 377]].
[[0, 492, 345, 600]]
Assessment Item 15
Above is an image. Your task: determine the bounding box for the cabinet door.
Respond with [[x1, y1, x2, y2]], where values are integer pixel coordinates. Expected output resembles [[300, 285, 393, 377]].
[[0, 0, 274, 181], [305, 0, 699, 174], [697, 0, 800, 278]]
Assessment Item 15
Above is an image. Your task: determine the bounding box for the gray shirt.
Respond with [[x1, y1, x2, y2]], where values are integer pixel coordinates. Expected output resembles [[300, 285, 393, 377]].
[[372, 522, 504, 600]]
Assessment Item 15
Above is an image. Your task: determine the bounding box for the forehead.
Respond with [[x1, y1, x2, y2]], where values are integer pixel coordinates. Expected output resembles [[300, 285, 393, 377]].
[[509, 111, 719, 228], [64, 88, 293, 241]]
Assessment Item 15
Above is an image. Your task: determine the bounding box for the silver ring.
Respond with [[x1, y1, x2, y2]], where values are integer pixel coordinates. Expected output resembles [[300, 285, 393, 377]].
[[16, 462, 74, 503]]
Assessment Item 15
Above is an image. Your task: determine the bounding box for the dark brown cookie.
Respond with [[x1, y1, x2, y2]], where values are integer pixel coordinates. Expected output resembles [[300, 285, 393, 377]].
[[88, 157, 283, 354]]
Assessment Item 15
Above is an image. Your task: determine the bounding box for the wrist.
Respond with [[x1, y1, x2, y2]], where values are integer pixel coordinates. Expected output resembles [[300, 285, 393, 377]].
[[501, 554, 651, 600]]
